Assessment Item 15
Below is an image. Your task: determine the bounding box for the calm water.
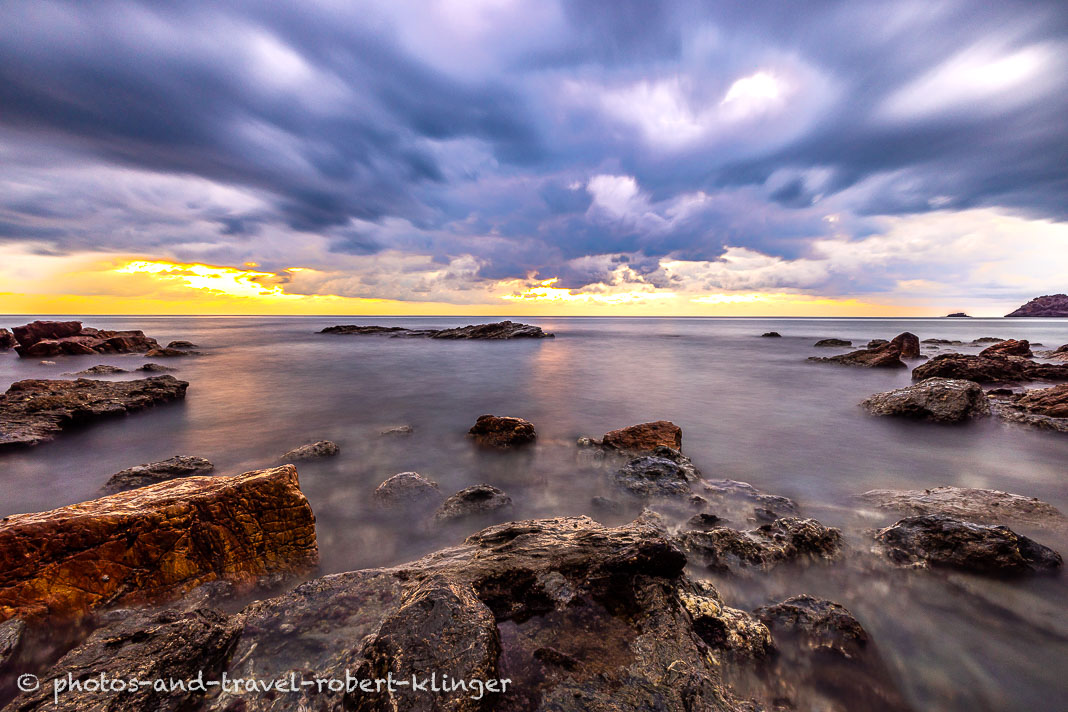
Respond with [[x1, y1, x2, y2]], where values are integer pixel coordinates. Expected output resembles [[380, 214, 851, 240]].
[[2, 316, 1067, 711]]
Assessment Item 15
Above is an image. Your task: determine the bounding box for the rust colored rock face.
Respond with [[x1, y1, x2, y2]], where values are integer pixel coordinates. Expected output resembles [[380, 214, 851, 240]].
[[979, 339, 1032, 357], [808, 332, 918, 368], [913, 353, 1068, 383], [890, 331, 920, 358], [0, 376, 189, 450], [1005, 294, 1068, 317], [601, 420, 682, 451], [10, 320, 163, 358], [468, 414, 537, 448], [1013, 383, 1068, 418], [0, 465, 318, 622]]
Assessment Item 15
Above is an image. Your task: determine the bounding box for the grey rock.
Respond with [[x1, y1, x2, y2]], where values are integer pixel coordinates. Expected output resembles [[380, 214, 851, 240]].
[[102, 455, 215, 494], [860, 378, 990, 422], [279, 440, 339, 460], [678, 517, 842, 573], [434, 484, 512, 521], [859, 486, 1066, 528], [373, 472, 441, 507]]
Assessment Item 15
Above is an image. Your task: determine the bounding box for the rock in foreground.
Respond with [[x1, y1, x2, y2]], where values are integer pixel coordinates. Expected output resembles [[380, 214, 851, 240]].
[[0, 466, 318, 622], [613, 446, 700, 497], [320, 320, 554, 339], [101, 455, 215, 494], [860, 378, 990, 422], [859, 486, 1066, 528], [873, 514, 1062, 575], [1005, 294, 1068, 317], [468, 414, 537, 448], [0, 376, 188, 450], [10, 320, 162, 358], [602, 419, 682, 451], [912, 353, 1068, 383]]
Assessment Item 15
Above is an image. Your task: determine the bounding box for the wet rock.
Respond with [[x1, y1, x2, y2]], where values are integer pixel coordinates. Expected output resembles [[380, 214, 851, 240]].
[[380, 424, 413, 436], [867, 338, 890, 348], [685, 512, 726, 530], [468, 414, 537, 448], [860, 378, 990, 422], [101, 455, 215, 494], [680, 583, 772, 660], [814, 338, 852, 347], [279, 440, 339, 460], [679, 517, 842, 573], [761, 331, 782, 337], [590, 496, 624, 514], [144, 347, 199, 358], [435, 484, 513, 521], [135, 362, 175, 372], [373, 472, 442, 507], [911, 353, 1068, 383], [321, 320, 554, 339], [0, 465, 318, 622], [0, 376, 188, 450], [979, 339, 1032, 357], [991, 383, 1068, 432], [921, 338, 960, 345], [601, 420, 682, 452], [11, 320, 162, 358], [858, 486, 1066, 528], [808, 332, 917, 368], [700, 479, 799, 517], [754, 595, 868, 659], [0, 330, 16, 351], [1005, 293, 1068, 317], [63, 364, 128, 376], [873, 514, 1062, 575], [165, 340, 198, 349], [1036, 344, 1068, 361], [612, 447, 700, 497], [890, 331, 920, 358]]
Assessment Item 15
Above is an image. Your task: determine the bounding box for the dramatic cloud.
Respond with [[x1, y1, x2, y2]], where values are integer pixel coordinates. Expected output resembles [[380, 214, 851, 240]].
[[0, 0, 1066, 314]]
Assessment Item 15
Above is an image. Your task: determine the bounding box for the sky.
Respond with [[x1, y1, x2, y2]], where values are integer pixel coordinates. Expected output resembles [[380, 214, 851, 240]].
[[0, 0, 1066, 316]]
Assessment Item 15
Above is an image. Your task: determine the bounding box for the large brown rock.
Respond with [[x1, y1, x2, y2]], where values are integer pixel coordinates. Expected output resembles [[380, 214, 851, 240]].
[[979, 339, 1032, 357], [991, 383, 1068, 432], [860, 378, 990, 422], [468, 414, 537, 448], [1005, 294, 1068, 317], [0, 330, 15, 352], [889, 331, 920, 358], [11, 321, 162, 358], [0, 465, 318, 622], [808, 332, 918, 368], [912, 353, 1068, 383], [602, 420, 682, 451], [0, 376, 188, 450]]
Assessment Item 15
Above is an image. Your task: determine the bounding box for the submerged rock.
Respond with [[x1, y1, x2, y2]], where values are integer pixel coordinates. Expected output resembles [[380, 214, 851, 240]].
[[62, 364, 128, 376], [858, 486, 1066, 528], [135, 362, 175, 372], [10, 320, 163, 358], [753, 595, 868, 659], [814, 338, 852, 347], [144, 347, 199, 358], [979, 339, 1032, 357], [912, 353, 1068, 383], [0, 466, 318, 622], [373, 472, 442, 507], [321, 320, 554, 339], [1005, 293, 1068, 317], [279, 440, 339, 460], [468, 414, 537, 448], [860, 378, 990, 422], [380, 424, 414, 436], [700, 479, 799, 518], [873, 514, 1062, 575], [435, 484, 513, 521], [612, 446, 701, 497], [601, 420, 683, 452], [165, 340, 198, 349], [101, 455, 215, 494], [0, 376, 188, 450], [678, 517, 842, 573]]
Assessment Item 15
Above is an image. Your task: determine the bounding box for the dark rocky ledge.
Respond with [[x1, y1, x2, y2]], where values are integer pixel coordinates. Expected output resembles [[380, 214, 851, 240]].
[[9, 320, 162, 358], [1005, 293, 1068, 317], [320, 320, 554, 339], [0, 376, 188, 450]]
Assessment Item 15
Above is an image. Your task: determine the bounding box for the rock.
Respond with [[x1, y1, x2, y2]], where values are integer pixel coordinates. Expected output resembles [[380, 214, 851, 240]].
[[612, 446, 701, 497], [62, 364, 128, 376], [0, 465, 318, 622], [101, 455, 215, 494], [922, 338, 960, 345], [808, 332, 918, 368], [279, 440, 339, 460], [700, 479, 799, 517], [991, 383, 1068, 432], [1036, 344, 1068, 361], [0, 376, 189, 450], [912, 353, 1068, 383], [165, 340, 198, 349], [814, 338, 852, 347], [890, 331, 920, 358], [0, 617, 24, 671], [38, 361, 55, 366], [860, 378, 990, 422], [680, 584, 772, 660], [0, 329, 16, 351], [858, 486, 1066, 528], [373, 472, 442, 506], [590, 496, 624, 514], [135, 362, 175, 372], [873, 514, 1062, 574], [144, 347, 198, 358], [11, 320, 162, 358], [945, 312, 971, 317], [380, 424, 413, 436], [601, 420, 682, 452], [754, 595, 868, 659], [321, 320, 554, 339], [867, 338, 890, 348], [1005, 294, 1068, 317], [971, 337, 1005, 343], [685, 512, 726, 530], [979, 339, 1032, 357], [679, 517, 842, 573], [434, 484, 512, 521], [761, 331, 782, 337], [468, 414, 537, 448]]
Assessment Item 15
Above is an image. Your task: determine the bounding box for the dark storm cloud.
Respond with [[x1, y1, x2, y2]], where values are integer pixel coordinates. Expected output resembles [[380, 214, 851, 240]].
[[0, 0, 1066, 294]]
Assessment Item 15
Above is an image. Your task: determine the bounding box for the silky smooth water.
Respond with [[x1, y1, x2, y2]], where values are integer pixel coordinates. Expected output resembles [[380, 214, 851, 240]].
[[2, 316, 1067, 711]]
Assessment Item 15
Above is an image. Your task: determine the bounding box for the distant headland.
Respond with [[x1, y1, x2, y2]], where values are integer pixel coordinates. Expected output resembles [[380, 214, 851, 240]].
[[1006, 294, 1068, 317]]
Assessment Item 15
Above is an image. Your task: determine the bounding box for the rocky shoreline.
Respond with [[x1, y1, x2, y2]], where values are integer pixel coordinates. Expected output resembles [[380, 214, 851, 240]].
[[320, 320, 554, 339]]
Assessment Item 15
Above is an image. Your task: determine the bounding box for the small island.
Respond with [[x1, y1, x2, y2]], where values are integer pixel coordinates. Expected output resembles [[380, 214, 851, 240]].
[[945, 312, 971, 318]]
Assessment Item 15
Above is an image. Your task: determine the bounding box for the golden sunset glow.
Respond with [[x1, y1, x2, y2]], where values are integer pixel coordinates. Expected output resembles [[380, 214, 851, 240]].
[[503, 278, 677, 305]]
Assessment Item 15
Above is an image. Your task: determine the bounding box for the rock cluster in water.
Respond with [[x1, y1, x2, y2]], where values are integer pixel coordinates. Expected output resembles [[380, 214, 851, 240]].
[[808, 332, 919, 368], [859, 486, 1066, 528], [320, 320, 554, 339], [8, 320, 161, 358], [912, 353, 1068, 383]]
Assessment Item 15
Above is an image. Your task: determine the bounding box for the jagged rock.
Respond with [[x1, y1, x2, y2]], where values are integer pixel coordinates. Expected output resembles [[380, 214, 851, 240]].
[[912, 353, 1068, 383], [136, 362, 175, 372], [320, 320, 554, 339], [685, 512, 726, 530], [860, 378, 990, 422], [873, 514, 1062, 574], [434, 485, 512, 521], [612, 447, 700, 497], [601, 420, 682, 451], [63, 365, 128, 376], [979, 339, 1032, 357], [380, 424, 413, 436], [11, 320, 162, 358], [699, 479, 799, 517], [1036, 344, 1068, 361], [101, 456, 215, 494], [1005, 294, 1068, 317], [761, 332, 782, 337], [165, 340, 198, 349], [0, 466, 318, 622], [144, 347, 199, 358], [991, 383, 1068, 432], [858, 486, 1066, 528], [280, 440, 339, 460], [814, 338, 852, 347], [678, 518, 842, 573], [468, 414, 537, 448], [808, 332, 917, 368], [373, 472, 442, 507], [754, 595, 867, 659], [867, 338, 890, 348], [0, 376, 188, 450], [891, 331, 920, 358], [0, 330, 16, 351], [680, 582, 772, 660]]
